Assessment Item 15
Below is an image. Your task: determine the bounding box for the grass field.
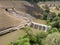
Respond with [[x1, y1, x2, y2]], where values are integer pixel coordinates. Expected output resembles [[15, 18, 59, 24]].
[[0, 27, 41, 45], [33, 19, 47, 25], [0, 30, 25, 45]]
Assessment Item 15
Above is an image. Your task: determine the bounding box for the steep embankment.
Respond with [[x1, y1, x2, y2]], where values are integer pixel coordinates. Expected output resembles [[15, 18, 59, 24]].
[[0, 1, 46, 31], [0, 1, 32, 31], [0, 8, 25, 31]]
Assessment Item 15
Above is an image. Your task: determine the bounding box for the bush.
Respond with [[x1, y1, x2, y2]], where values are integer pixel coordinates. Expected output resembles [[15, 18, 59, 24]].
[[11, 37, 30, 45], [56, 7, 59, 10], [45, 32, 60, 45], [35, 30, 48, 45], [58, 28, 60, 32], [43, 12, 49, 20], [48, 28, 58, 33], [51, 12, 57, 18], [58, 13, 60, 17], [53, 16, 60, 21]]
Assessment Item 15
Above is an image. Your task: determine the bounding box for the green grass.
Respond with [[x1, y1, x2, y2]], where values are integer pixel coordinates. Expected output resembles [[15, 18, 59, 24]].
[[33, 19, 47, 25]]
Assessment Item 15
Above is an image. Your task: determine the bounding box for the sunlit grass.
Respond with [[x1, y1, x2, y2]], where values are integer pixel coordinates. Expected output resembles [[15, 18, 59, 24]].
[[33, 19, 47, 25]]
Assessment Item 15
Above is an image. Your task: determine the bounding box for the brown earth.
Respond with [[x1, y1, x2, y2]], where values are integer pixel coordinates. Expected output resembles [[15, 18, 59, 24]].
[[0, 1, 47, 31], [0, 8, 25, 31], [0, 1, 31, 31]]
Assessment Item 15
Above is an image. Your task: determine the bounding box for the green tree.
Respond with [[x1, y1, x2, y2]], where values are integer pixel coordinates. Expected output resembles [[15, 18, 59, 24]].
[[14, 37, 30, 45], [44, 5, 50, 13], [53, 16, 60, 21], [56, 7, 59, 10], [58, 28, 60, 32], [8, 42, 13, 45], [58, 13, 60, 17], [47, 12, 56, 22], [23, 26, 32, 35], [48, 28, 58, 33], [48, 16, 60, 28], [36, 30, 48, 45], [50, 21, 60, 29], [43, 11, 49, 20], [45, 32, 60, 45]]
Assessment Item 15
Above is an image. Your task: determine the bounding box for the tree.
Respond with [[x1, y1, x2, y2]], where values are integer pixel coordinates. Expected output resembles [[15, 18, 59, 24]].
[[53, 16, 60, 21], [8, 42, 13, 45], [8, 30, 49, 45], [44, 5, 50, 13], [56, 7, 59, 10], [48, 28, 58, 33], [36, 30, 48, 45], [14, 37, 30, 45], [49, 12, 57, 21], [50, 21, 60, 29], [48, 16, 60, 28], [43, 11, 49, 20], [16, 38, 30, 45], [45, 32, 60, 45], [23, 26, 32, 35], [58, 13, 60, 17], [58, 28, 60, 32], [9, 36, 30, 45]]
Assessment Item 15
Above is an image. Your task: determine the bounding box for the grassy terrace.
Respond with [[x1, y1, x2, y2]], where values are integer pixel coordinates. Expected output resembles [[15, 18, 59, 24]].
[[33, 19, 47, 25], [0, 30, 25, 45], [0, 27, 41, 45]]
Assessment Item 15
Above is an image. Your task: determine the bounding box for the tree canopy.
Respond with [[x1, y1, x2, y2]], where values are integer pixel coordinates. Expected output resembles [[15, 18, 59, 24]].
[[45, 32, 60, 45]]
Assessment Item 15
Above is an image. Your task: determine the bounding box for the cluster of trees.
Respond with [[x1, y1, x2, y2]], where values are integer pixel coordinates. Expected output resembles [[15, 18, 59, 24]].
[[8, 26, 60, 45], [48, 28, 60, 33], [41, 5, 60, 30], [8, 26, 48, 45], [47, 13, 60, 29], [45, 32, 60, 45]]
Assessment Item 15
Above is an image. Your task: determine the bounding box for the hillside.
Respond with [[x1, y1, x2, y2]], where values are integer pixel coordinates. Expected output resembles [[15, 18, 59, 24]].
[[0, 1, 46, 31], [0, 8, 25, 31]]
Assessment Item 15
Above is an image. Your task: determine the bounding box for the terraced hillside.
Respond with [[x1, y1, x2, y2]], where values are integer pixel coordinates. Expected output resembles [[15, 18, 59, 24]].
[[0, 1, 46, 31], [0, 8, 25, 31]]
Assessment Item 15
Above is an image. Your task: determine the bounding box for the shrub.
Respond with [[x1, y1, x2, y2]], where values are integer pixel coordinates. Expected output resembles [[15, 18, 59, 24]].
[[45, 32, 60, 45], [58, 13, 60, 17], [48, 28, 58, 33], [56, 7, 59, 10], [36, 30, 48, 45]]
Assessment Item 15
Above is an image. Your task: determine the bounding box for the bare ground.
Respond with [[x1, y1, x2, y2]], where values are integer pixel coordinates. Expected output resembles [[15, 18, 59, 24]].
[[0, 8, 25, 31]]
